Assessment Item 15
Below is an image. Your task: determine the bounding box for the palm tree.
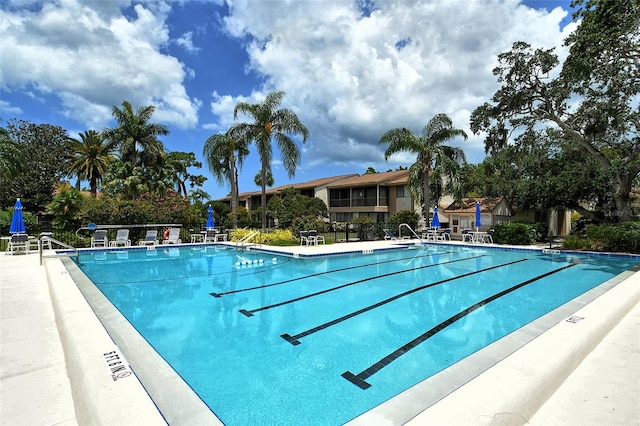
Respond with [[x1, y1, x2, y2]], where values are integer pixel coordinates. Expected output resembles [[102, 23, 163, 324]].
[[254, 169, 274, 188], [379, 113, 467, 224], [45, 183, 84, 228], [103, 101, 169, 169], [188, 188, 211, 204], [67, 130, 117, 197], [232, 91, 309, 230], [203, 130, 249, 229], [163, 151, 205, 198]]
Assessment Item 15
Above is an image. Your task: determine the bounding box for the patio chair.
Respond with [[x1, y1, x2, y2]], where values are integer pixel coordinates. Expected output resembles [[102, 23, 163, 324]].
[[383, 229, 409, 240], [308, 230, 325, 245], [138, 230, 158, 246], [162, 228, 182, 245], [7, 233, 29, 254], [300, 230, 310, 245], [383, 229, 396, 240], [110, 229, 131, 247], [461, 229, 474, 243], [91, 230, 108, 248], [421, 228, 438, 242], [204, 229, 217, 243], [440, 228, 452, 241], [483, 229, 494, 244]]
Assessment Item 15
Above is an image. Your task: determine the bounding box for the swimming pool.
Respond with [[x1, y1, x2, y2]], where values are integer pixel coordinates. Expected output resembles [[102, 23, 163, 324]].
[[72, 244, 639, 425]]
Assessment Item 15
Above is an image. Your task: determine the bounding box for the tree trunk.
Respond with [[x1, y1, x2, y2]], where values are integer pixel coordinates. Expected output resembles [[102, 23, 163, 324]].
[[261, 159, 267, 231], [572, 204, 601, 223], [422, 164, 432, 226], [612, 172, 635, 222], [231, 161, 238, 229], [553, 116, 639, 222], [179, 181, 187, 198], [90, 176, 97, 198]]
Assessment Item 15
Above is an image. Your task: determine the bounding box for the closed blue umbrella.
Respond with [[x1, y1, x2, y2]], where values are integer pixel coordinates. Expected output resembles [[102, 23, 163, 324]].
[[475, 201, 482, 231], [431, 206, 441, 228], [206, 204, 215, 230], [9, 198, 26, 234]]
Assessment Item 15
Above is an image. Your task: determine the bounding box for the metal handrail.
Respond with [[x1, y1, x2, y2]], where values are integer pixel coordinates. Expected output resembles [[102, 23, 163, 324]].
[[398, 223, 425, 245], [39, 236, 79, 265], [236, 230, 260, 251]]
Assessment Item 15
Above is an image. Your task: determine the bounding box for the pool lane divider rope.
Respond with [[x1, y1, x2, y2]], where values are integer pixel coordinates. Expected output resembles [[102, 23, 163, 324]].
[[280, 258, 527, 346], [238, 255, 487, 317], [341, 262, 578, 390], [210, 250, 454, 298]]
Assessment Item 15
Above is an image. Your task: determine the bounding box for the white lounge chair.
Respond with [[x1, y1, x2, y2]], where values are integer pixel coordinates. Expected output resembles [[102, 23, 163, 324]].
[[91, 230, 108, 248], [139, 230, 158, 246], [110, 229, 131, 247], [162, 228, 182, 244], [383, 229, 409, 240]]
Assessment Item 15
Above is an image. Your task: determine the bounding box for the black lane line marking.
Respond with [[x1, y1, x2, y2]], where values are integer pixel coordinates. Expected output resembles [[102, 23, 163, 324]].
[[210, 251, 452, 298], [341, 262, 578, 389], [238, 255, 486, 317], [280, 258, 527, 345]]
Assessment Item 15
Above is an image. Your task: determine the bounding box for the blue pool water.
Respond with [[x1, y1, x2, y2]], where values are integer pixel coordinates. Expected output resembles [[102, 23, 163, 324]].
[[74, 245, 638, 425]]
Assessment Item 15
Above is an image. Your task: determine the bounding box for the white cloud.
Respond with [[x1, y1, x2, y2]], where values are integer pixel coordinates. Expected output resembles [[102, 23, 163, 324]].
[[0, 0, 200, 129], [175, 31, 200, 53], [0, 100, 23, 116], [215, 0, 575, 166]]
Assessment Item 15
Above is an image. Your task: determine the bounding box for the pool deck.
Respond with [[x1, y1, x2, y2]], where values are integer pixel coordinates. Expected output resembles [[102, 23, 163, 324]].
[[1, 240, 638, 425]]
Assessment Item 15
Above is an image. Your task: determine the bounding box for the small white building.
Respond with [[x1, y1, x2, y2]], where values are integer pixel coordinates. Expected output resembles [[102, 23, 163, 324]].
[[443, 197, 513, 238]]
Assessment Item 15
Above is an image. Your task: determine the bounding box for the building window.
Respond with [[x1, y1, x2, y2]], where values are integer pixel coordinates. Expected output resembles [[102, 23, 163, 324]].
[[329, 188, 350, 207], [331, 212, 352, 222], [352, 186, 377, 206], [379, 186, 388, 206], [396, 186, 409, 198]]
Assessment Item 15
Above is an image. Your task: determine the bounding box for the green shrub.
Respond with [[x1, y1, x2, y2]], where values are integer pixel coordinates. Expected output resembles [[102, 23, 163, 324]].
[[387, 210, 420, 237], [585, 222, 640, 253], [223, 206, 252, 229], [555, 222, 639, 253], [229, 228, 297, 246], [492, 222, 537, 245], [0, 206, 38, 233], [560, 235, 592, 250], [291, 216, 327, 237], [263, 229, 297, 246], [531, 222, 548, 242], [350, 216, 376, 240], [52, 230, 88, 248]]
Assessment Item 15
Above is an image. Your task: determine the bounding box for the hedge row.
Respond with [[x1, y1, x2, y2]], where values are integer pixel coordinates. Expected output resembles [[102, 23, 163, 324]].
[[492, 222, 540, 245]]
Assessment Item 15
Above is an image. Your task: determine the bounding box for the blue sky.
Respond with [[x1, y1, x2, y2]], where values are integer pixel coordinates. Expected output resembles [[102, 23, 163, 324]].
[[0, 0, 577, 200]]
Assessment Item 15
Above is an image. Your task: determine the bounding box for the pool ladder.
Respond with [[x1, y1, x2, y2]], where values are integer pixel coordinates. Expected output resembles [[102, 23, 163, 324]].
[[398, 223, 425, 245], [236, 230, 260, 251], [39, 235, 79, 265]]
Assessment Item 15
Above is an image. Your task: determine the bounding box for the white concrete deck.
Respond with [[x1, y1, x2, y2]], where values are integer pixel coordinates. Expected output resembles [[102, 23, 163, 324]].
[[1, 240, 638, 425]]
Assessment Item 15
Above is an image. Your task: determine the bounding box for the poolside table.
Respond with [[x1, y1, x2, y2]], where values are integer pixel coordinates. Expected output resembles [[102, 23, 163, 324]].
[[471, 231, 488, 243]]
